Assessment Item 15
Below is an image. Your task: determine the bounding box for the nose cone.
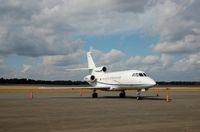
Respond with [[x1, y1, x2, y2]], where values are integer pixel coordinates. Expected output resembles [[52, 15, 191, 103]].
[[150, 79, 156, 86], [147, 77, 156, 87]]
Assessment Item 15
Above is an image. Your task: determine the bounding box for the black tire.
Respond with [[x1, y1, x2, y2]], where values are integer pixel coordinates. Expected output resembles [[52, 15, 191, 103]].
[[119, 92, 126, 98], [92, 93, 98, 98], [137, 96, 142, 100]]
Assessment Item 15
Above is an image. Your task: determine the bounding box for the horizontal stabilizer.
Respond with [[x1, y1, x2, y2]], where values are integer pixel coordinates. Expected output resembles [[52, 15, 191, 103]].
[[65, 68, 92, 71]]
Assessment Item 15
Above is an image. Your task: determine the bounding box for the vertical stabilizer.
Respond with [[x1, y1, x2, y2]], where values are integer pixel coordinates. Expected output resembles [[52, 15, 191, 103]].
[[87, 52, 96, 70]]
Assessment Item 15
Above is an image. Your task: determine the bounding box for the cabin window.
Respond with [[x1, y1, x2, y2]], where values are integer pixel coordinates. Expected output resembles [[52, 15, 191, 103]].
[[132, 73, 136, 77], [133, 73, 146, 77]]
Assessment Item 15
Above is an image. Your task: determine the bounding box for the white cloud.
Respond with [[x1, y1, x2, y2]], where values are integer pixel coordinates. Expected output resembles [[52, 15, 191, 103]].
[[127, 55, 159, 65], [153, 35, 200, 54], [1, 0, 199, 56], [43, 55, 65, 65], [145, 0, 200, 54], [173, 52, 200, 72], [0, 0, 200, 81], [99, 49, 125, 65], [42, 49, 85, 66], [125, 54, 175, 80], [160, 54, 173, 67], [21, 64, 31, 73], [91, 49, 125, 65]]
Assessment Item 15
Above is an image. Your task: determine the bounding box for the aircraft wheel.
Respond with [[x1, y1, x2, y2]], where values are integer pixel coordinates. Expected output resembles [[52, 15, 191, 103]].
[[92, 93, 98, 98], [119, 92, 126, 98], [137, 96, 142, 100]]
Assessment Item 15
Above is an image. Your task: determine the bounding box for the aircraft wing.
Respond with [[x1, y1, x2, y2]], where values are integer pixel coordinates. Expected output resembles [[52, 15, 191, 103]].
[[38, 86, 110, 90]]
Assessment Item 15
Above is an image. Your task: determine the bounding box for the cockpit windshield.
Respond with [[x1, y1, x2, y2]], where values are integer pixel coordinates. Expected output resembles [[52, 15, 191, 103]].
[[139, 73, 143, 76], [132, 73, 147, 77]]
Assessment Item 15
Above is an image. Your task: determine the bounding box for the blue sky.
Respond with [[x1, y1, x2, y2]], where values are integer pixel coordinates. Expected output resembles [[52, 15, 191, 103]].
[[0, 0, 199, 81], [82, 32, 159, 56]]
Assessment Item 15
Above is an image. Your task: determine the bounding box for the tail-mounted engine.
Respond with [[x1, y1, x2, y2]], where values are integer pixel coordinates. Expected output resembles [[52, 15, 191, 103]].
[[84, 75, 96, 82], [94, 66, 107, 72]]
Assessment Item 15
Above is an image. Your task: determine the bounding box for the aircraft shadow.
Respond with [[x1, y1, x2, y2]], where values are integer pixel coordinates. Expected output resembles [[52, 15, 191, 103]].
[[51, 95, 166, 101], [101, 96, 165, 100]]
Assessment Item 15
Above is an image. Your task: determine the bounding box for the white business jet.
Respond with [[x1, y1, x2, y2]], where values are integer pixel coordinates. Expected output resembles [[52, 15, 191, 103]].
[[68, 51, 156, 100]]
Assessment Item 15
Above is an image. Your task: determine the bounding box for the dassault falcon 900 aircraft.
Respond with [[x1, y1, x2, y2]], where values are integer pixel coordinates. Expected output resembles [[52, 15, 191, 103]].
[[68, 51, 156, 100]]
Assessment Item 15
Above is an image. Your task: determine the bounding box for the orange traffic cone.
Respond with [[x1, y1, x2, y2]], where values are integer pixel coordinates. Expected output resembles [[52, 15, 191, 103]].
[[29, 92, 34, 99], [80, 89, 83, 97], [166, 95, 172, 102]]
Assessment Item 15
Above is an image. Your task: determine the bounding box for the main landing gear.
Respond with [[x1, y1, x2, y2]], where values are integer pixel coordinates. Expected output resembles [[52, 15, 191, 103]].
[[136, 90, 142, 100], [119, 90, 126, 98], [119, 90, 143, 100], [91, 89, 143, 100], [92, 89, 98, 98]]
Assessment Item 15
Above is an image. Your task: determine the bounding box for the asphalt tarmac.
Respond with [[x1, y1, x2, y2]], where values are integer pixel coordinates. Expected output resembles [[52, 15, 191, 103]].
[[0, 91, 200, 132]]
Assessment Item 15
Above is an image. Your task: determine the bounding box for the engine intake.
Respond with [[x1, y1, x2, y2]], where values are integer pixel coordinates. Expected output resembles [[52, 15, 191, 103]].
[[90, 75, 95, 80], [84, 75, 96, 82], [95, 66, 107, 72]]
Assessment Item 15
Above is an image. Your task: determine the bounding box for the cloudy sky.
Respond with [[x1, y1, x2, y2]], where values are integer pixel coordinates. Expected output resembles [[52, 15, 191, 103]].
[[0, 0, 199, 81]]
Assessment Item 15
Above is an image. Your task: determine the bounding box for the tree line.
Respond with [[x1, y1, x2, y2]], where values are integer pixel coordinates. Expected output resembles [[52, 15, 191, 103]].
[[156, 81, 200, 85], [0, 78, 199, 85], [0, 78, 88, 85]]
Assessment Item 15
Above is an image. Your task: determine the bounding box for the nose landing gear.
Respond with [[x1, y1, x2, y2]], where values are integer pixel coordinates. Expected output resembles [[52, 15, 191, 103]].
[[136, 90, 142, 100]]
